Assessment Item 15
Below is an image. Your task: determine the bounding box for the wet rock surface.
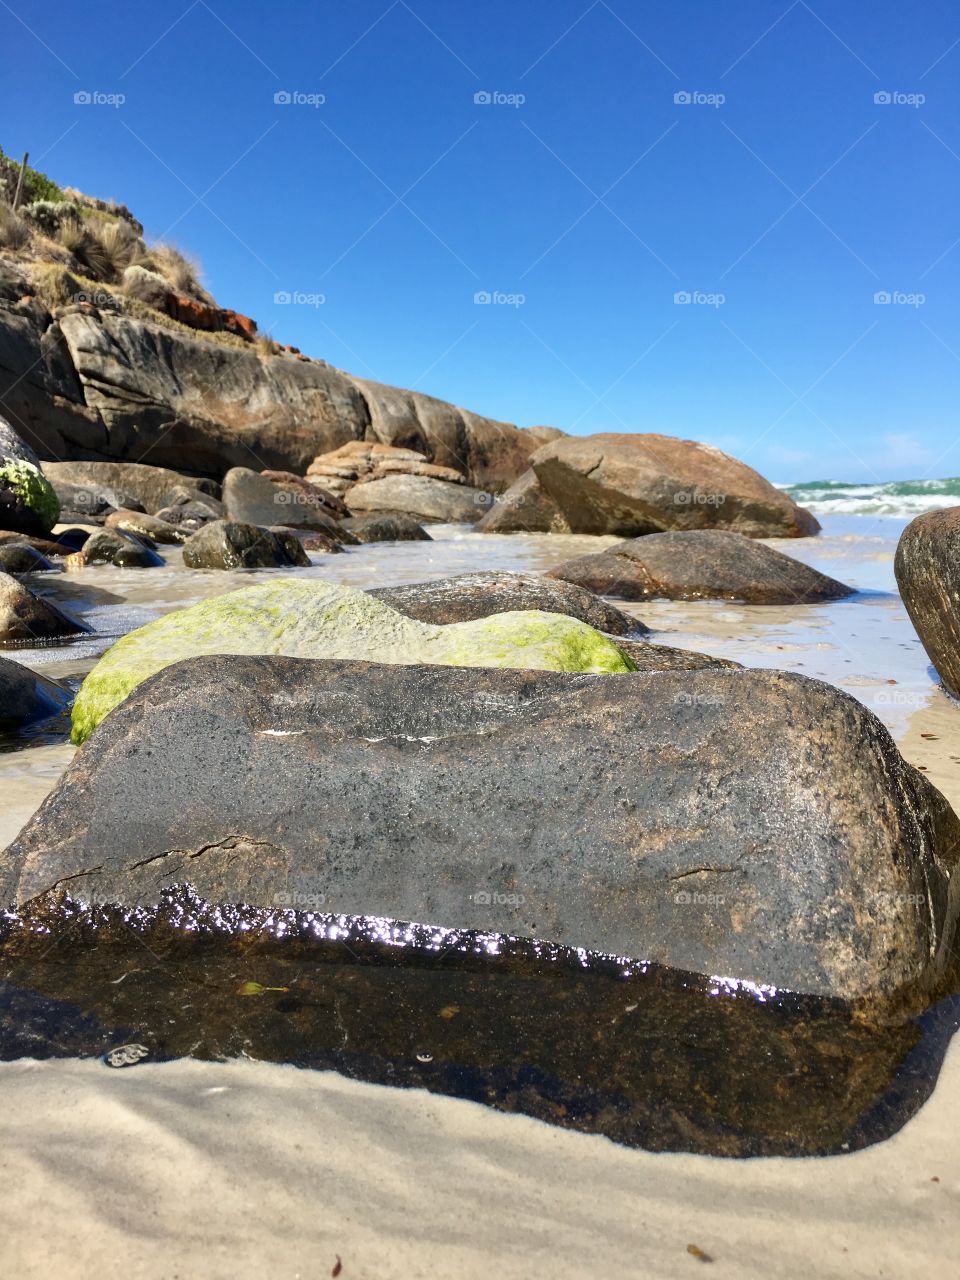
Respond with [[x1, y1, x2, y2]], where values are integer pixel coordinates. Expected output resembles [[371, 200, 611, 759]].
[[369, 570, 645, 634], [2, 888, 957, 1157], [0, 654, 71, 729], [547, 530, 854, 603], [181, 520, 310, 570], [65, 529, 165, 570], [0, 544, 57, 575], [0, 413, 60, 536], [895, 507, 960, 698], [341, 513, 432, 543], [6, 657, 957, 1004]]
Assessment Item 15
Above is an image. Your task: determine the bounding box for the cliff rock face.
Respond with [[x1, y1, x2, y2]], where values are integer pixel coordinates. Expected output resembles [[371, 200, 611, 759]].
[[0, 258, 550, 487]]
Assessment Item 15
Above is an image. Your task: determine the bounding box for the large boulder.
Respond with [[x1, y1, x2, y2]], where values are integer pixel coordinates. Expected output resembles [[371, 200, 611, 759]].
[[0, 654, 71, 729], [222, 467, 348, 536], [547, 531, 854, 603], [181, 521, 310, 571], [369, 571, 645, 635], [475, 469, 568, 533], [345, 474, 490, 523], [50, 480, 145, 520], [6, 658, 958, 1004], [104, 510, 188, 545], [41, 461, 218, 515], [68, 580, 635, 743], [480, 434, 819, 538], [895, 508, 960, 698], [0, 414, 60, 536], [0, 571, 89, 642]]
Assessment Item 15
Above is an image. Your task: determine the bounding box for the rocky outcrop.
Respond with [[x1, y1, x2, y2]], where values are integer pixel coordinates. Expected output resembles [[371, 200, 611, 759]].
[[180, 521, 310, 572], [369, 571, 645, 634], [6, 658, 958, 1003], [345, 473, 490, 523], [0, 570, 89, 642], [895, 508, 960, 698], [0, 259, 548, 486], [0, 654, 71, 729], [67, 579, 635, 742], [480, 434, 819, 538], [547, 531, 854, 603], [0, 413, 60, 535]]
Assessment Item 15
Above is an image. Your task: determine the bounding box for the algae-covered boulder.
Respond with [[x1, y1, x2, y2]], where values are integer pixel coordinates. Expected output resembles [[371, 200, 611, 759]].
[[70, 580, 635, 742], [0, 414, 60, 536]]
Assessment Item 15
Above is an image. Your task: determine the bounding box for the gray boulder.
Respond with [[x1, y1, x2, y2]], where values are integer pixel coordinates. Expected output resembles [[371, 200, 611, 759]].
[[895, 508, 960, 698], [547, 530, 854, 603], [41, 461, 219, 515], [69, 530, 165, 569], [369, 571, 645, 635], [346, 474, 490, 523], [50, 481, 145, 520], [0, 570, 89, 642], [0, 654, 71, 729], [181, 520, 310, 570], [223, 467, 347, 537], [341, 513, 432, 543], [104, 510, 188, 545], [0, 543, 57, 574], [4, 657, 957, 1004]]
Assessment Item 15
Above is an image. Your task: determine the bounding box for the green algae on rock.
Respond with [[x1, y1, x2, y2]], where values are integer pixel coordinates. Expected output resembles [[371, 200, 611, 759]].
[[0, 415, 61, 537], [70, 578, 635, 742]]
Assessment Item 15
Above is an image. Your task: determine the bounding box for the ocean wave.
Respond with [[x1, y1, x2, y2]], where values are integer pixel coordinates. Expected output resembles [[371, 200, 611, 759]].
[[780, 478, 960, 518]]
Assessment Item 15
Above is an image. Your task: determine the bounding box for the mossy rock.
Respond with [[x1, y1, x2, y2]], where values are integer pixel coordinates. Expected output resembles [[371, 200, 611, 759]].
[[0, 416, 61, 536], [71, 579, 636, 742]]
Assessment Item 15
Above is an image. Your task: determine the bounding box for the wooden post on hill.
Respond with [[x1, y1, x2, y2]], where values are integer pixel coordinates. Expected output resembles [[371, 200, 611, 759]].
[[12, 152, 28, 210]]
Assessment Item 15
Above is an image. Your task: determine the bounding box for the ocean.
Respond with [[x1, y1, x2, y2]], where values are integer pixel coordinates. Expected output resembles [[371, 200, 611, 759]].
[[781, 477, 960, 519]]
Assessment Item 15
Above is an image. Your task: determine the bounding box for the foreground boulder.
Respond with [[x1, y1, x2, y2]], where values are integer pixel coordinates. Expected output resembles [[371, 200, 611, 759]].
[[547, 531, 854, 603], [0, 571, 89, 643], [341, 513, 432, 543], [895, 508, 960, 698], [0, 654, 71, 729], [345, 473, 490, 523], [369, 571, 646, 635], [181, 520, 310, 571], [6, 658, 958, 1003], [0, 414, 60, 536], [480, 434, 819, 538], [68, 580, 635, 742]]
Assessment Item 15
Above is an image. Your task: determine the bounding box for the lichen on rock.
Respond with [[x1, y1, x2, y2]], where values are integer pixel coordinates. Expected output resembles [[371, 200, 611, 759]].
[[70, 579, 636, 742]]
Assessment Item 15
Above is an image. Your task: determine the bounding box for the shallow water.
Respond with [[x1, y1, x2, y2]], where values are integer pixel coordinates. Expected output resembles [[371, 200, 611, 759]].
[[2, 513, 959, 1157]]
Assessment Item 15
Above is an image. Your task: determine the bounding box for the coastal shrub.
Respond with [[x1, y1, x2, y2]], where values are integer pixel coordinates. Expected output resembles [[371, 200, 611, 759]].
[[21, 199, 80, 237], [0, 146, 67, 205], [58, 216, 144, 282], [144, 243, 213, 303]]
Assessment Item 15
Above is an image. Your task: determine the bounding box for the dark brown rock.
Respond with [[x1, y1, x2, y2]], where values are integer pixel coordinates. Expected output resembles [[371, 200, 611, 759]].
[[547, 530, 854, 603], [369, 571, 646, 635], [341, 513, 432, 543], [0, 654, 71, 728], [104, 510, 187, 545], [0, 544, 57, 574], [3, 658, 957, 1003], [895, 507, 960, 698], [223, 467, 347, 538]]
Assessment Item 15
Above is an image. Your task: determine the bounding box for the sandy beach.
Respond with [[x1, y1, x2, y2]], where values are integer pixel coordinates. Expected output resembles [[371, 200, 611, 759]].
[[3, 513, 960, 1278]]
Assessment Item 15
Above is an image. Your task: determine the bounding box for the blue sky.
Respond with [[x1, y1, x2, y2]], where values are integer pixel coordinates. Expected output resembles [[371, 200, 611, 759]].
[[2, 0, 959, 482]]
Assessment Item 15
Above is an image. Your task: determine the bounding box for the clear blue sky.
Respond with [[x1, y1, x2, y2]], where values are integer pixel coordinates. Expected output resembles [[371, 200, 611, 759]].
[[3, 0, 959, 482]]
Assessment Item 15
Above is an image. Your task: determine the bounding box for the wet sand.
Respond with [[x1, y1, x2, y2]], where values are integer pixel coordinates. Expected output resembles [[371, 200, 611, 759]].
[[2, 514, 959, 1276]]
